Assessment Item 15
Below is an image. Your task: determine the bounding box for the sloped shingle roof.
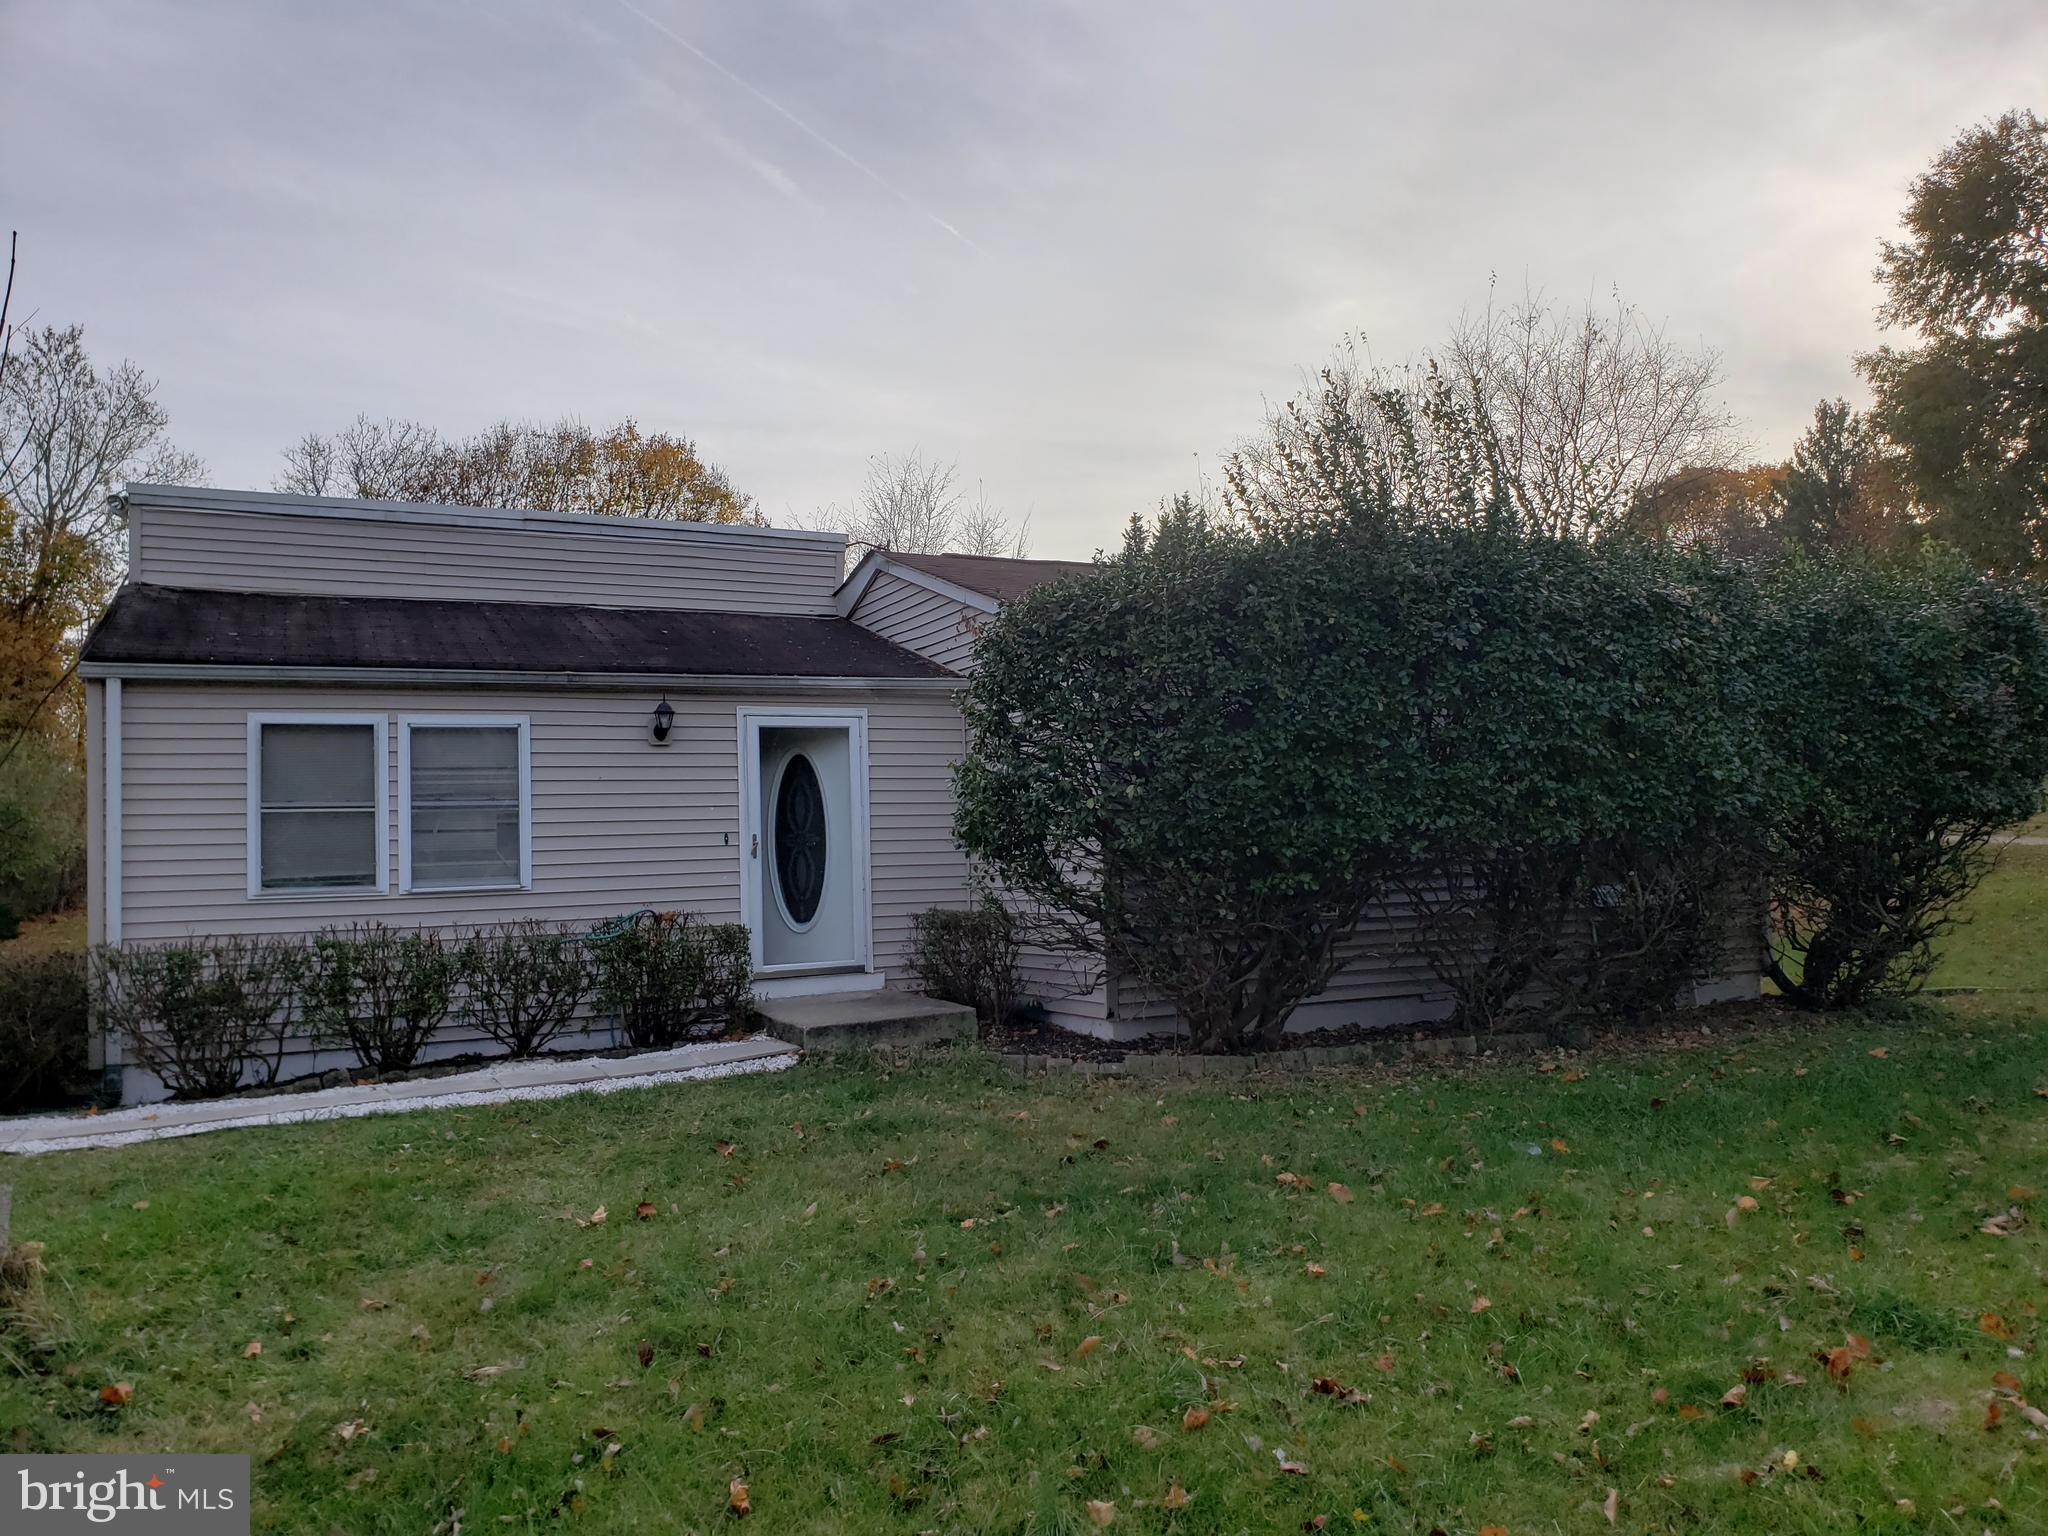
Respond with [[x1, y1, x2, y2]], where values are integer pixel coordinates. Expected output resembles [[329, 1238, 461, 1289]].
[[83, 584, 958, 680], [883, 551, 1098, 603]]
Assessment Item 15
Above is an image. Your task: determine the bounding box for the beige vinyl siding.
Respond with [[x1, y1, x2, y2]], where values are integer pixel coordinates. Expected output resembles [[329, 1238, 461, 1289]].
[[102, 683, 967, 1098], [114, 682, 967, 952], [127, 504, 844, 614], [847, 570, 985, 672]]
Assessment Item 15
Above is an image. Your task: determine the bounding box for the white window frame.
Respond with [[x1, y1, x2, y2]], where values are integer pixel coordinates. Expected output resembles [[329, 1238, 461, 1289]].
[[398, 714, 533, 894], [246, 712, 390, 899]]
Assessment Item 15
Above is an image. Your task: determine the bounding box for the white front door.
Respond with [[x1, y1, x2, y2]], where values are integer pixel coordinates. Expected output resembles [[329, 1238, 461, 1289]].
[[739, 710, 872, 975]]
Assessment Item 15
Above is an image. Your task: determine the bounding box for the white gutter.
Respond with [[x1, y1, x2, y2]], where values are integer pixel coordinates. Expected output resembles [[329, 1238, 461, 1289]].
[[76, 663, 964, 693], [103, 678, 122, 946]]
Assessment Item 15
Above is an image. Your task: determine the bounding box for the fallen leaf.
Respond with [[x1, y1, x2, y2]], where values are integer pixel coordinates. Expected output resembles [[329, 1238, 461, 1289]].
[[1085, 1500, 1115, 1526], [1131, 1425, 1163, 1450], [1162, 1481, 1190, 1509], [1868, 1047, 1889, 1059], [1603, 1488, 1618, 1525], [1470, 1296, 1492, 1314], [1077, 1335, 1103, 1358], [635, 1201, 657, 1220], [1305, 1262, 1328, 1279], [99, 1382, 134, 1407], [1183, 1406, 1209, 1431], [242, 1340, 262, 1359], [1328, 1182, 1355, 1204], [1721, 1384, 1746, 1409], [714, 1141, 737, 1159], [1980, 1312, 2015, 1341], [334, 1418, 369, 1442], [1374, 1352, 1396, 1373], [728, 1476, 750, 1516], [636, 1339, 653, 1368], [464, 1363, 518, 1381], [1551, 1138, 1571, 1154], [1677, 1404, 1704, 1421]]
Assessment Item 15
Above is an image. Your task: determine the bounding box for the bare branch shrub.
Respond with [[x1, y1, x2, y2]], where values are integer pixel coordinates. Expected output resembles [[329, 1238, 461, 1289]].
[[455, 919, 591, 1058], [589, 912, 753, 1048], [307, 924, 454, 1075], [93, 936, 308, 1098]]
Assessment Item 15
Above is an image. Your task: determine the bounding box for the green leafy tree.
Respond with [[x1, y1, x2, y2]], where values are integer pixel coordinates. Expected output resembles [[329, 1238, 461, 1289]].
[[1776, 398, 1915, 554], [1861, 109, 2048, 573]]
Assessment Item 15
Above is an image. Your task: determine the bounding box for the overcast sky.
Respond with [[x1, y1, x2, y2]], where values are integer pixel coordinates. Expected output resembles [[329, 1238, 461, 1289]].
[[4, 1, 2043, 557]]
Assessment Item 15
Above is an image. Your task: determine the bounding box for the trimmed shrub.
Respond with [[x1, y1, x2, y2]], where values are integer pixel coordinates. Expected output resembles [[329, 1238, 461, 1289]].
[[959, 503, 1428, 1052], [307, 924, 454, 1075], [590, 912, 752, 1048], [455, 919, 591, 1058], [0, 949, 92, 1112], [1763, 548, 2048, 1006], [93, 936, 309, 1099], [959, 507, 1778, 1047], [908, 898, 1022, 1026]]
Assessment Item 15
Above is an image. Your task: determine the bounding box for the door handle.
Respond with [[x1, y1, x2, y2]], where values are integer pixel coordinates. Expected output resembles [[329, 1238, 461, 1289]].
[[750, 833, 759, 859]]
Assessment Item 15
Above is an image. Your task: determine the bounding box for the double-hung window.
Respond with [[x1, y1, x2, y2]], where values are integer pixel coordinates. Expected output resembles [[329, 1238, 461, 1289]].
[[399, 716, 532, 892], [248, 715, 388, 894]]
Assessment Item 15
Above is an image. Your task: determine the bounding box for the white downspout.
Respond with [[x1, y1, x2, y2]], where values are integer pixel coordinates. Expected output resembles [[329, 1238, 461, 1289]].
[[104, 677, 122, 947]]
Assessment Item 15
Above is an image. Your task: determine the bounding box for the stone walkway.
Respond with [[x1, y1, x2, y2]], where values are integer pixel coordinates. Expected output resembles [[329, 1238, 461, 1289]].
[[0, 1036, 797, 1157]]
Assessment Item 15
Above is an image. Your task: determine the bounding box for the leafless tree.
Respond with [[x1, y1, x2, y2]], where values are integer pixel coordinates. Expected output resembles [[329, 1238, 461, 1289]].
[[806, 449, 1029, 556], [1230, 288, 1739, 541], [954, 482, 1031, 558], [1, 325, 204, 569], [1, 323, 202, 750]]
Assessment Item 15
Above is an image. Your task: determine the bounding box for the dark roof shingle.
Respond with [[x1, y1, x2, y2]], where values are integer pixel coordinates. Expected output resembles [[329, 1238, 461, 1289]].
[[82, 585, 959, 680], [883, 551, 1097, 602]]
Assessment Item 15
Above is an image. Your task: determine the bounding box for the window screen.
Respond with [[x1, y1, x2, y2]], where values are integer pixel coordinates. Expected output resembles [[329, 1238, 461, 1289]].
[[256, 722, 380, 890], [406, 725, 523, 889]]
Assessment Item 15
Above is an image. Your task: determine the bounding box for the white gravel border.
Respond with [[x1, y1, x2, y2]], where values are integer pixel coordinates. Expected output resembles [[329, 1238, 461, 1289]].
[[0, 1045, 797, 1157]]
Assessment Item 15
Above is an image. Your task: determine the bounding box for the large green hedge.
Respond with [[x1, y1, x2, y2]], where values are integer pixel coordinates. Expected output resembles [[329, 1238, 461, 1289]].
[[957, 508, 2048, 1050]]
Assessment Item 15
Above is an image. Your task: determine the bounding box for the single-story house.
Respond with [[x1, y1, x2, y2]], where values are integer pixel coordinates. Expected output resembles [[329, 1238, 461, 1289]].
[[82, 485, 1758, 1100]]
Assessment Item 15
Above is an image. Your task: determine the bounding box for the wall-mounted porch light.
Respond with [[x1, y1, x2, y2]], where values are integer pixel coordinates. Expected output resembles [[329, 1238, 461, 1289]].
[[649, 698, 675, 746]]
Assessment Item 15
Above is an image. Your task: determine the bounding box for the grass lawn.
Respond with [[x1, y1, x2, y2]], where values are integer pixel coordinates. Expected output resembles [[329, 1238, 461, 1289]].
[[0, 908, 85, 958], [4, 1006, 2045, 1533], [1932, 842, 2048, 996]]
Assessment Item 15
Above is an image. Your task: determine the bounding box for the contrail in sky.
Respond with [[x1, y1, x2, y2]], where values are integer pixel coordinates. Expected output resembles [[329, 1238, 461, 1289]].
[[612, 0, 982, 255]]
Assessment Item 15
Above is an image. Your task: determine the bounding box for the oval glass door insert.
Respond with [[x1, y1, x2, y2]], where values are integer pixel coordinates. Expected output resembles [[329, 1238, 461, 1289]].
[[773, 753, 827, 925]]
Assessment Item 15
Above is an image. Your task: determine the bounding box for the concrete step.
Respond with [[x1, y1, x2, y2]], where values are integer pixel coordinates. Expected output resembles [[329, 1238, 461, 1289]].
[[754, 989, 976, 1053]]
